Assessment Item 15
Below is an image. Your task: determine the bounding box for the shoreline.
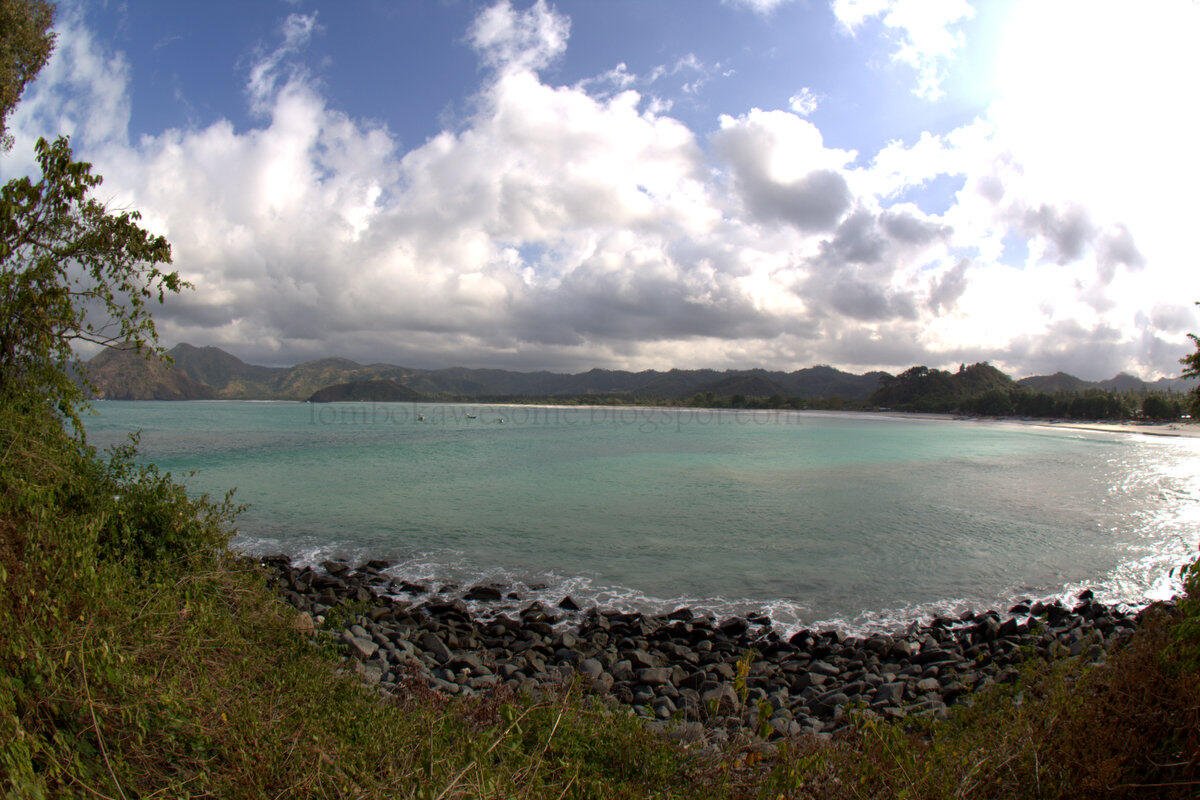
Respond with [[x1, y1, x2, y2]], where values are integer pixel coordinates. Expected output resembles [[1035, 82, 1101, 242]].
[[95, 396, 1200, 438], [262, 553, 1169, 744]]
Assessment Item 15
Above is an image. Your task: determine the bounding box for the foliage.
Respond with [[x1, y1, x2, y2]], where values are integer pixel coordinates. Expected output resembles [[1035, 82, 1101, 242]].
[[1181, 305, 1200, 413], [0, 135, 183, 424], [0, 0, 54, 150], [869, 363, 1016, 412], [0, 393, 740, 799], [770, 612, 1200, 798], [1142, 393, 1183, 421], [3, 387, 1199, 798]]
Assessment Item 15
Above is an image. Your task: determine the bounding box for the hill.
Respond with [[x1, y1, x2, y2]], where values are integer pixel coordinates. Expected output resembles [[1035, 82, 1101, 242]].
[[83, 344, 1197, 409], [690, 373, 790, 399], [1018, 371, 1092, 393], [869, 363, 1015, 412], [306, 379, 427, 403], [82, 348, 215, 400], [1019, 370, 1199, 395], [84, 344, 888, 402]]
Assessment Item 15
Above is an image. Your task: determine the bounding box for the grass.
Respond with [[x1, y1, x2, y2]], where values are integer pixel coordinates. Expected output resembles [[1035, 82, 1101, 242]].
[[1, 388, 1198, 798]]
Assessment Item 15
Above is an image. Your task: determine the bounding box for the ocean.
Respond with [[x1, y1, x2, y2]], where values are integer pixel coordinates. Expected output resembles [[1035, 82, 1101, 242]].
[[83, 401, 1200, 633]]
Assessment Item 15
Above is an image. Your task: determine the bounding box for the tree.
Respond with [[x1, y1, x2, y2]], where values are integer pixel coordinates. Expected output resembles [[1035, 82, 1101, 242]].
[[1142, 393, 1178, 421], [1182, 303, 1200, 414], [1, 1, 185, 423], [0, 0, 55, 150]]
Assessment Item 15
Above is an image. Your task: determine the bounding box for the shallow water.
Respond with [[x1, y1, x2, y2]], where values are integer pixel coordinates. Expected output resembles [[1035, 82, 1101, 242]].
[[84, 401, 1200, 633]]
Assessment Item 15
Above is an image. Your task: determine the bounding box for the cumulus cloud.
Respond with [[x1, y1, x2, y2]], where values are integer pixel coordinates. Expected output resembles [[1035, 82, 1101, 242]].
[[712, 109, 855, 232], [2, 0, 1193, 379], [468, 0, 569, 74]]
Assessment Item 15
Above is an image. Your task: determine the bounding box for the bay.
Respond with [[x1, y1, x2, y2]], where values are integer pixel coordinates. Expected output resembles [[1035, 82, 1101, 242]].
[[84, 401, 1200, 632]]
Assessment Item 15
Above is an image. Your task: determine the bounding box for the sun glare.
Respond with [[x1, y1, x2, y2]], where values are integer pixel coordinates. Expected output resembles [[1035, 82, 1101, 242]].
[[993, 0, 1200, 229]]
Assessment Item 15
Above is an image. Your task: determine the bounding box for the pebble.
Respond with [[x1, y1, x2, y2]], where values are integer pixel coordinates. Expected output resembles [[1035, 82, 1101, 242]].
[[261, 555, 1160, 747]]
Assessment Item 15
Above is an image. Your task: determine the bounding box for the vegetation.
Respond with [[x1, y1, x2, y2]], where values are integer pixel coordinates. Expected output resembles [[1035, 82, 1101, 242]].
[[1182, 305, 1200, 412], [0, 136, 181, 424], [870, 362, 1192, 421], [4, 382, 1200, 797], [0, 0, 53, 151], [2, 3, 1199, 797]]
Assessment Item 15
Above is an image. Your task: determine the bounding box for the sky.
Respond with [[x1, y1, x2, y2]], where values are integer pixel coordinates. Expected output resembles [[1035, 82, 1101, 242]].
[[2, 0, 1198, 379]]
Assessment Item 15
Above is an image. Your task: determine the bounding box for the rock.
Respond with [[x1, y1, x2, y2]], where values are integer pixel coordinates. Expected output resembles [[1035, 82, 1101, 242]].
[[718, 617, 748, 637], [626, 649, 658, 669], [652, 696, 677, 719], [916, 648, 956, 665], [558, 596, 581, 611], [418, 632, 453, 663], [808, 660, 840, 677], [864, 634, 893, 655], [915, 677, 941, 694], [579, 658, 604, 679], [636, 667, 673, 687], [449, 653, 483, 671], [872, 682, 905, 704], [612, 660, 635, 682], [975, 616, 1001, 641], [343, 634, 378, 661], [701, 683, 739, 713], [293, 611, 315, 634], [464, 585, 504, 602], [356, 663, 383, 685], [668, 607, 694, 621], [812, 690, 850, 716], [320, 560, 350, 577]]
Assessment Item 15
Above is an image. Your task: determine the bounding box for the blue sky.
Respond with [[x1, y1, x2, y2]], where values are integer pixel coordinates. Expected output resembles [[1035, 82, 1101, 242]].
[[3, 0, 1198, 378]]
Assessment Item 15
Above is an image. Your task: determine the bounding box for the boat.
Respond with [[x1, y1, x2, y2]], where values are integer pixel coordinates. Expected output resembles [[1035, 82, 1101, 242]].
[[465, 414, 477, 420]]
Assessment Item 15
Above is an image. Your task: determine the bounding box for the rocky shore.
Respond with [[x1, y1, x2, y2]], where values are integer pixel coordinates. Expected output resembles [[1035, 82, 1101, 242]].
[[261, 555, 1156, 743]]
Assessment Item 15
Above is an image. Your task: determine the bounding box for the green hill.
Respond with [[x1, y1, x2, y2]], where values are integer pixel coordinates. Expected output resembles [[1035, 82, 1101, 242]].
[[84, 344, 888, 402], [306, 379, 427, 402], [1018, 371, 1092, 393], [869, 362, 1015, 412]]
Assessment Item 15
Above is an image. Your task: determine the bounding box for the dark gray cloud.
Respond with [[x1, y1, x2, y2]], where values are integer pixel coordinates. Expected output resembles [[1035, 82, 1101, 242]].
[[739, 168, 853, 232], [1096, 223, 1145, 282], [928, 258, 969, 312], [882, 207, 949, 244], [710, 112, 853, 232], [1015, 203, 1094, 264], [21, 1, 1188, 382]]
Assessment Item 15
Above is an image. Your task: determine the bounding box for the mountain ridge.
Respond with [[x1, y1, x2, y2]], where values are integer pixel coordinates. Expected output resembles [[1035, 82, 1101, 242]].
[[80, 344, 1197, 402]]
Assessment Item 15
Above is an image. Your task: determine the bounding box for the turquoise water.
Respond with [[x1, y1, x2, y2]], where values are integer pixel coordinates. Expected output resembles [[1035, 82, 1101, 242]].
[[84, 401, 1200, 631]]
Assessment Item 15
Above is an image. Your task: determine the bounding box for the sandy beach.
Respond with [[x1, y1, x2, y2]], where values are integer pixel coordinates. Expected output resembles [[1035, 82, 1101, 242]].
[[1028, 420, 1200, 438]]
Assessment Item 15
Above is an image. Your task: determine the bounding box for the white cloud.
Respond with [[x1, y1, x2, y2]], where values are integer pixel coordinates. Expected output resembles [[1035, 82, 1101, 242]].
[[833, 0, 974, 100], [787, 87, 819, 116], [247, 13, 318, 111], [723, 0, 795, 13], [5, 7, 130, 168], [2, 0, 1196, 379], [468, 0, 569, 74]]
